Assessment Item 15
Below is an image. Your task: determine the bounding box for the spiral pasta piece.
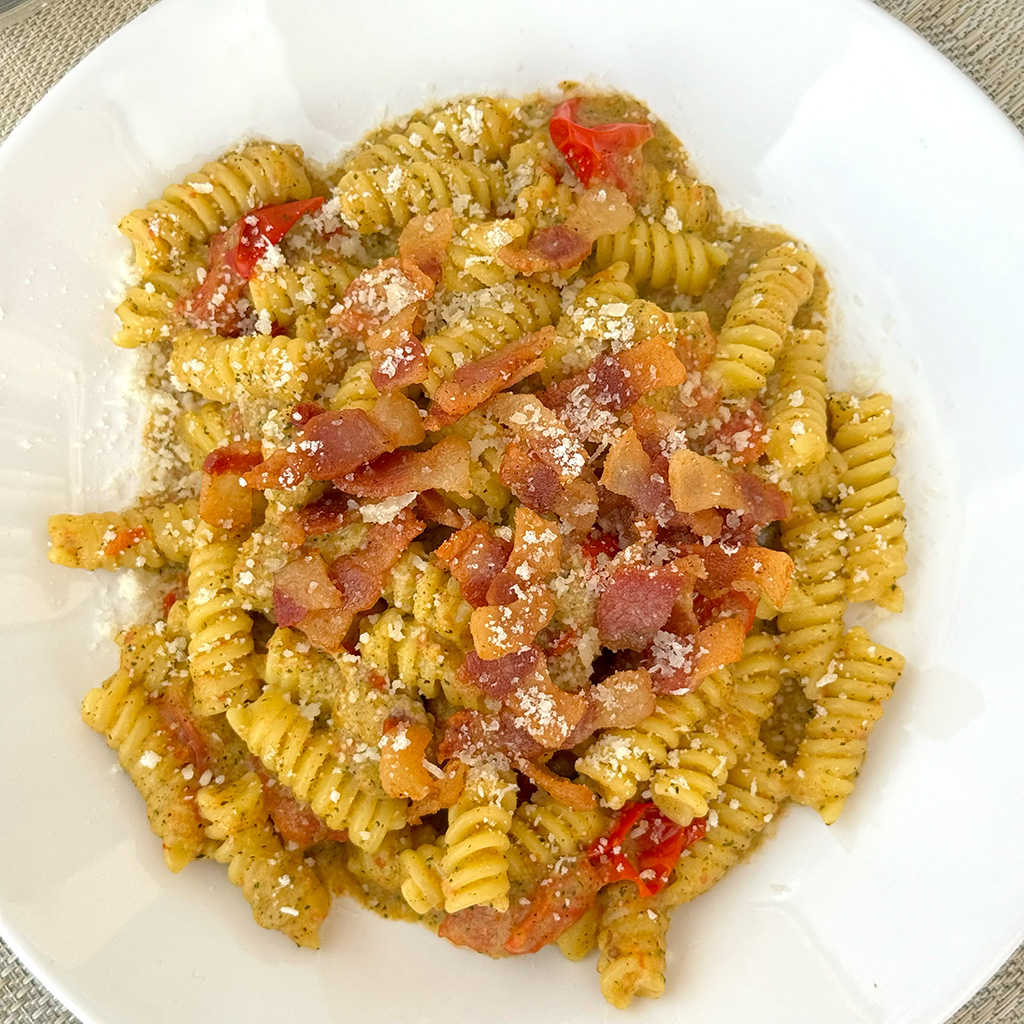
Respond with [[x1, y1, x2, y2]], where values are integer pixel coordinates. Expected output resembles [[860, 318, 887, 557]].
[[422, 278, 560, 395], [385, 545, 475, 645], [727, 632, 784, 730], [186, 523, 259, 716], [792, 627, 904, 823], [591, 219, 727, 295], [506, 132, 576, 234], [399, 842, 447, 914], [777, 506, 847, 687], [507, 791, 608, 882], [170, 328, 335, 405], [784, 444, 847, 506], [263, 627, 357, 710], [322, 358, 380, 412], [82, 668, 209, 873], [829, 392, 907, 611], [247, 258, 357, 329], [356, 97, 521, 167], [659, 743, 789, 908], [650, 713, 748, 827], [226, 687, 407, 850], [575, 678, 722, 808], [176, 404, 235, 470], [440, 762, 518, 913], [48, 500, 198, 571], [334, 157, 507, 234], [708, 243, 817, 395], [766, 327, 829, 472], [433, 410, 510, 519], [119, 142, 313, 272], [113, 261, 201, 348], [356, 608, 471, 704], [197, 771, 331, 947], [597, 881, 669, 1009], [556, 904, 600, 961], [637, 166, 722, 236], [443, 217, 523, 292]]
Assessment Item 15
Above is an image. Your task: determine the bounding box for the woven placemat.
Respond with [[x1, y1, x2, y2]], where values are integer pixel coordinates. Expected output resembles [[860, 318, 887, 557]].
[[1, 1, 1022, 1022]]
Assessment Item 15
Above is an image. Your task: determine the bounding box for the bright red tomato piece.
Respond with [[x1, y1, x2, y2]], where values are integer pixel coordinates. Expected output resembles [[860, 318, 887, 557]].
[[587, 801, 706, 898], [233, 196, 325, 278], [548, 98, 654, 198]]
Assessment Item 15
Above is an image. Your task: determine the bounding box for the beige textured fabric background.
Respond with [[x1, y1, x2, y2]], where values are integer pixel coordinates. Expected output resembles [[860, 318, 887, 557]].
[[0, 1, 1021, 1022]]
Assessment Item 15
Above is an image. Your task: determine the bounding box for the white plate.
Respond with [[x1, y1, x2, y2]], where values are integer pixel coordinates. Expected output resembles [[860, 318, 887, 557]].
[[2, 1, 1023, 1021]]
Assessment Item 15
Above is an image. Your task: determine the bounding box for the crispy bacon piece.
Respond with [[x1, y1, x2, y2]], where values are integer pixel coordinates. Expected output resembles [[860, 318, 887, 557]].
[[459, 648, 544, 700], [379, 716, 435, 801], [406, 759, 467, 824], [440, 708, 595, 808], [488, 394, 588, 483], [436, 522, 512, 607], [588, 669, 656, 731], [423, 327, 555, 431], [414, 489, 469, 529], [366, 304, 428, 393], [504, 858, 602, 955], [261, 778, 347, 846], [199, 440, 263, 530], [697, 400, 767, 466], [644, 618, 747, 695], [460, 648, 586, 748], [152, 695, 211, 776], [398, 208, 453, 284], [285, 492, 358, 544], [273, 510, 424, 652], [177, 223, 250, 336], [518, 759, 597, 810], [497, 225, 592, 275], [485, 508, 561, 606], [470, 590, 557, 660], [676, 542, 794, 610], [439, 708, 545, 766], [597, 564, 688, 651], [499, 441, 561, 512], [543, 336, 687, 418], [673, 311, 718, 372], [327, 257, 431, 340], [497, 185, 634, 274], [439, 905, 516, 958], [246, 394, 427, 490], [273, 551, 343, 628], [600, 428, 673, 521], [668, 447, 746, 514], [722, 471, 792, 543], [336, 436, 472, 498]]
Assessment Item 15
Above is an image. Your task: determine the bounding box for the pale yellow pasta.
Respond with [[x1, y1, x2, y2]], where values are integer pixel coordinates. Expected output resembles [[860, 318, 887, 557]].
[[81, 628, 205, 873], [169, 327, 336, 404], [226, 686, 406, 851], [597, 881, 669, 1009], [765, 327, 829, 472], [591, 218, 727, 294], [792, 627, 904, 823], [507, 791, 608, 882], [575, 675, 726, 808], [829, 392, 908, 611], [186, 522, 259, 716], [440, 761, 517, 913], [48, 500, 198, 571], [708, 242, 817, 395], [197, 771, 331, 947], [399, 842, 447, 914]]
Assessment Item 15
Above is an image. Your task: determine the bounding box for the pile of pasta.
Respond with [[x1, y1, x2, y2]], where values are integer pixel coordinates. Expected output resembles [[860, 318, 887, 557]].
[[48, 91, 908, 1009]]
